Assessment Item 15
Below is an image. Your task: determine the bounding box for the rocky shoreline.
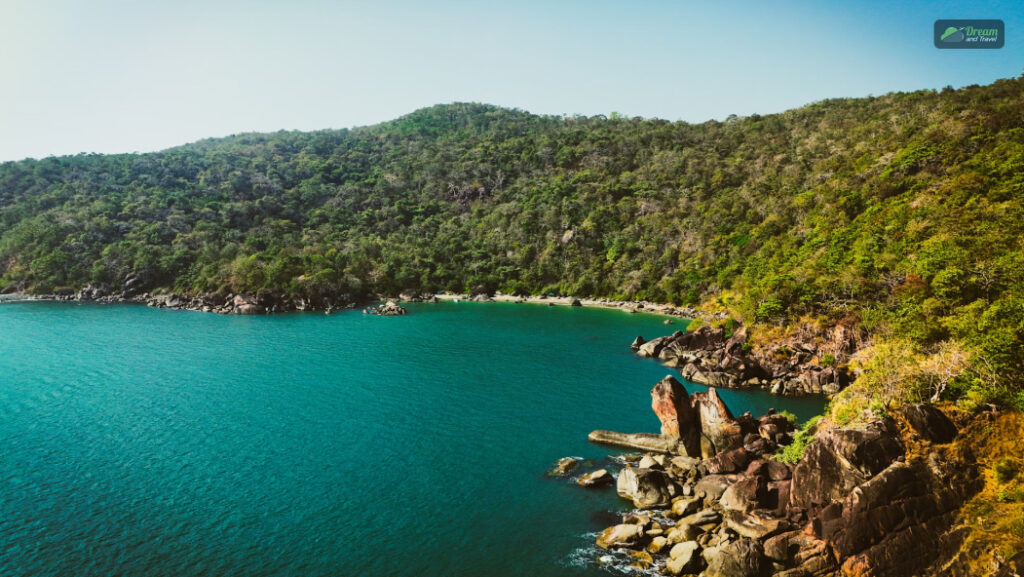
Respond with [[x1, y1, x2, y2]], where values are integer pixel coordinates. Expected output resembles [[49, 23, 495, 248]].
[[3, 284, 726, 321], [556, 375, 996, 576], [633, 325, 856, 398]]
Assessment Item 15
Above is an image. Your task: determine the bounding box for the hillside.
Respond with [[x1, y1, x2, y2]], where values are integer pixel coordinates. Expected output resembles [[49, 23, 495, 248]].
[[1, 79, 1023, 411]]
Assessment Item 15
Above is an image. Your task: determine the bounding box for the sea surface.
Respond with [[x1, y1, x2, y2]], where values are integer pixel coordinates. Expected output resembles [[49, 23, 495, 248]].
[[0, 301, 824, 577]]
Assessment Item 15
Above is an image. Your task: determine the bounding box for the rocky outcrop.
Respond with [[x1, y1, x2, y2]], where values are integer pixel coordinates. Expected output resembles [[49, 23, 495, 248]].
[[651, 376, 701, 456], [233, 294, 265, 315], [635, 325, 855, 397], [790, 420, 905, 513], [594, 375, 793, 461], [587, 430, 681, 453], [368, 301, 408, 316], [570, 374, 991, 577]]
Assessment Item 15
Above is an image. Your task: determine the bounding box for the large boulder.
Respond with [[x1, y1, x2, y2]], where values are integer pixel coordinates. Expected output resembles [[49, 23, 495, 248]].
[[638, 336, 673, 358], [595, 523, 644, 549], [692, 388, 744, 458], [720, 475, 767, 513], [705, 538, 769, 577], [651, 375, 701, 457], [695, 474, 737, 502], [232, 293, 265, 314], [790, 420, 905, 511], [617, 467, 673, 509], [666, 541, 703, 575], [705, 447, 750, 474], [577, 469, 613, 487]]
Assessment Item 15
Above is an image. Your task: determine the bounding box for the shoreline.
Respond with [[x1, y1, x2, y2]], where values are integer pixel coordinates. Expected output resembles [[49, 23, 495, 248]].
[[431, 292, 725, 322], [1, 289, 727, 322]]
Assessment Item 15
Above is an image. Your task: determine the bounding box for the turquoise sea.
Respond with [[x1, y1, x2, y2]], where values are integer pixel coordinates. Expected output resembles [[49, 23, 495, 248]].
[[0, 301, 824, 576]]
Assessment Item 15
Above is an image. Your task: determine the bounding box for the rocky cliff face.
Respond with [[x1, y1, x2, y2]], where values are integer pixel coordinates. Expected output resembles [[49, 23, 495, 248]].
[[573, 376, 1002, 576]]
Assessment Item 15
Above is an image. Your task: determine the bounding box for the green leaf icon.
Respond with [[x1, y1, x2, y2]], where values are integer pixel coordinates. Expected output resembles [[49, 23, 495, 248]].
[[941, 26, 960, 40]]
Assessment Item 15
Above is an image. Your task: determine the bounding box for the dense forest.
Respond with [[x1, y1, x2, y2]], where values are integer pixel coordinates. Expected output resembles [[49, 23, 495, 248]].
[[2, 77, 1023, 411]]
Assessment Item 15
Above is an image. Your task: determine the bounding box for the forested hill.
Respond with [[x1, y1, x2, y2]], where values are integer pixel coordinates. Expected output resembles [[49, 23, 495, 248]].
[[2, 78, 1023, 400]]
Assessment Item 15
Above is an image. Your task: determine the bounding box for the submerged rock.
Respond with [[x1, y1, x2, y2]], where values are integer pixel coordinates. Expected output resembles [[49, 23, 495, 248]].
[[549, 457, 579, 476]]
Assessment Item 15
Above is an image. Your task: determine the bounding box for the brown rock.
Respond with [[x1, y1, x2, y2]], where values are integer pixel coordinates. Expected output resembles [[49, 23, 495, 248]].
[[617, 467, 673, 509], [790, 420, 905, 511], [720, 476, 767, 513], [692, 387, 744, 458], [724, 510, 787, 540], [901, 404, 958, 444], [576, 469, 613, 487], [705, 447, 751, 474], [651, 375, 701, 457], [705, 538, 768, 577], [595, 523, 644, 550]]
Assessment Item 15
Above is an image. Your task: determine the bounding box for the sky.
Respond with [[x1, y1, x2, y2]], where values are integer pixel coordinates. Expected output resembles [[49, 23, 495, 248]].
[[2, 0, 1023, 162]]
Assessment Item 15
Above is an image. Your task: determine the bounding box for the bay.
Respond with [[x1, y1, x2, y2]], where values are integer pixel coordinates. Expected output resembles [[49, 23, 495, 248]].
[[0, 301, 823, 576]]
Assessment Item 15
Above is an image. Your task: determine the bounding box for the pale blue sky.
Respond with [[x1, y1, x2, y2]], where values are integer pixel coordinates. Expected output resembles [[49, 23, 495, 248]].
[[2, 0, 1022, 162]]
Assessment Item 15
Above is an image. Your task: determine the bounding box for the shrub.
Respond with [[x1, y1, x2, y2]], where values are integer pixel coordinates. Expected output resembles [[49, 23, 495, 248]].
[[776, 416, 822, 464], [995, 458, 1019, 483]]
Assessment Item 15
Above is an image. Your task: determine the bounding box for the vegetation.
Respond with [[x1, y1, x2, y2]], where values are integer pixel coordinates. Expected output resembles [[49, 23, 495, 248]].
[[2, 77, 1024, 410], [776, 415, 822, 464]]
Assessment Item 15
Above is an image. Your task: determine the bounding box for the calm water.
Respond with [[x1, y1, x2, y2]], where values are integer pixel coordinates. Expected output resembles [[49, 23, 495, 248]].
[[0, 301, 823, 577]]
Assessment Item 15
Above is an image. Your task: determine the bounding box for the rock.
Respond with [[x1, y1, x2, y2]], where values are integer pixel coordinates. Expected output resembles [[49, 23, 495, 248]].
[[767, 459, 792, 481], [371, 300, 408, 316], [705, 538, 768, 577], [622, 512, 651, 526], [651, 375, 701, 457], [667, 541, 702, 574], [671, 496, 701, 517], [901, 404, 958, 444], [588, 430, 679, 453], [790, 420, 905, 511], [671, 455, 700, 471], [647, 535, 669, 554], [631, 336, 646, 351], [638, 336, 672, 358], [679, 508, 722, 529], [577, 469, 613, 487], [570, 298, 582, 307], [638, 455, 660, 469], [695, 474, 737, 502], [705, 447, 751, 474], [724, 510, 787, 540], [617, 467, 673, 509], [595, 523, 644, 550], [823, 460, 980, 576], [232, 294, 265, 315], [549, 457, 579, 476], [667, 523, 702, 544], [627, 550, 653, 569], [692, 388, 744, 457], [720, 476, 767, 513]]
